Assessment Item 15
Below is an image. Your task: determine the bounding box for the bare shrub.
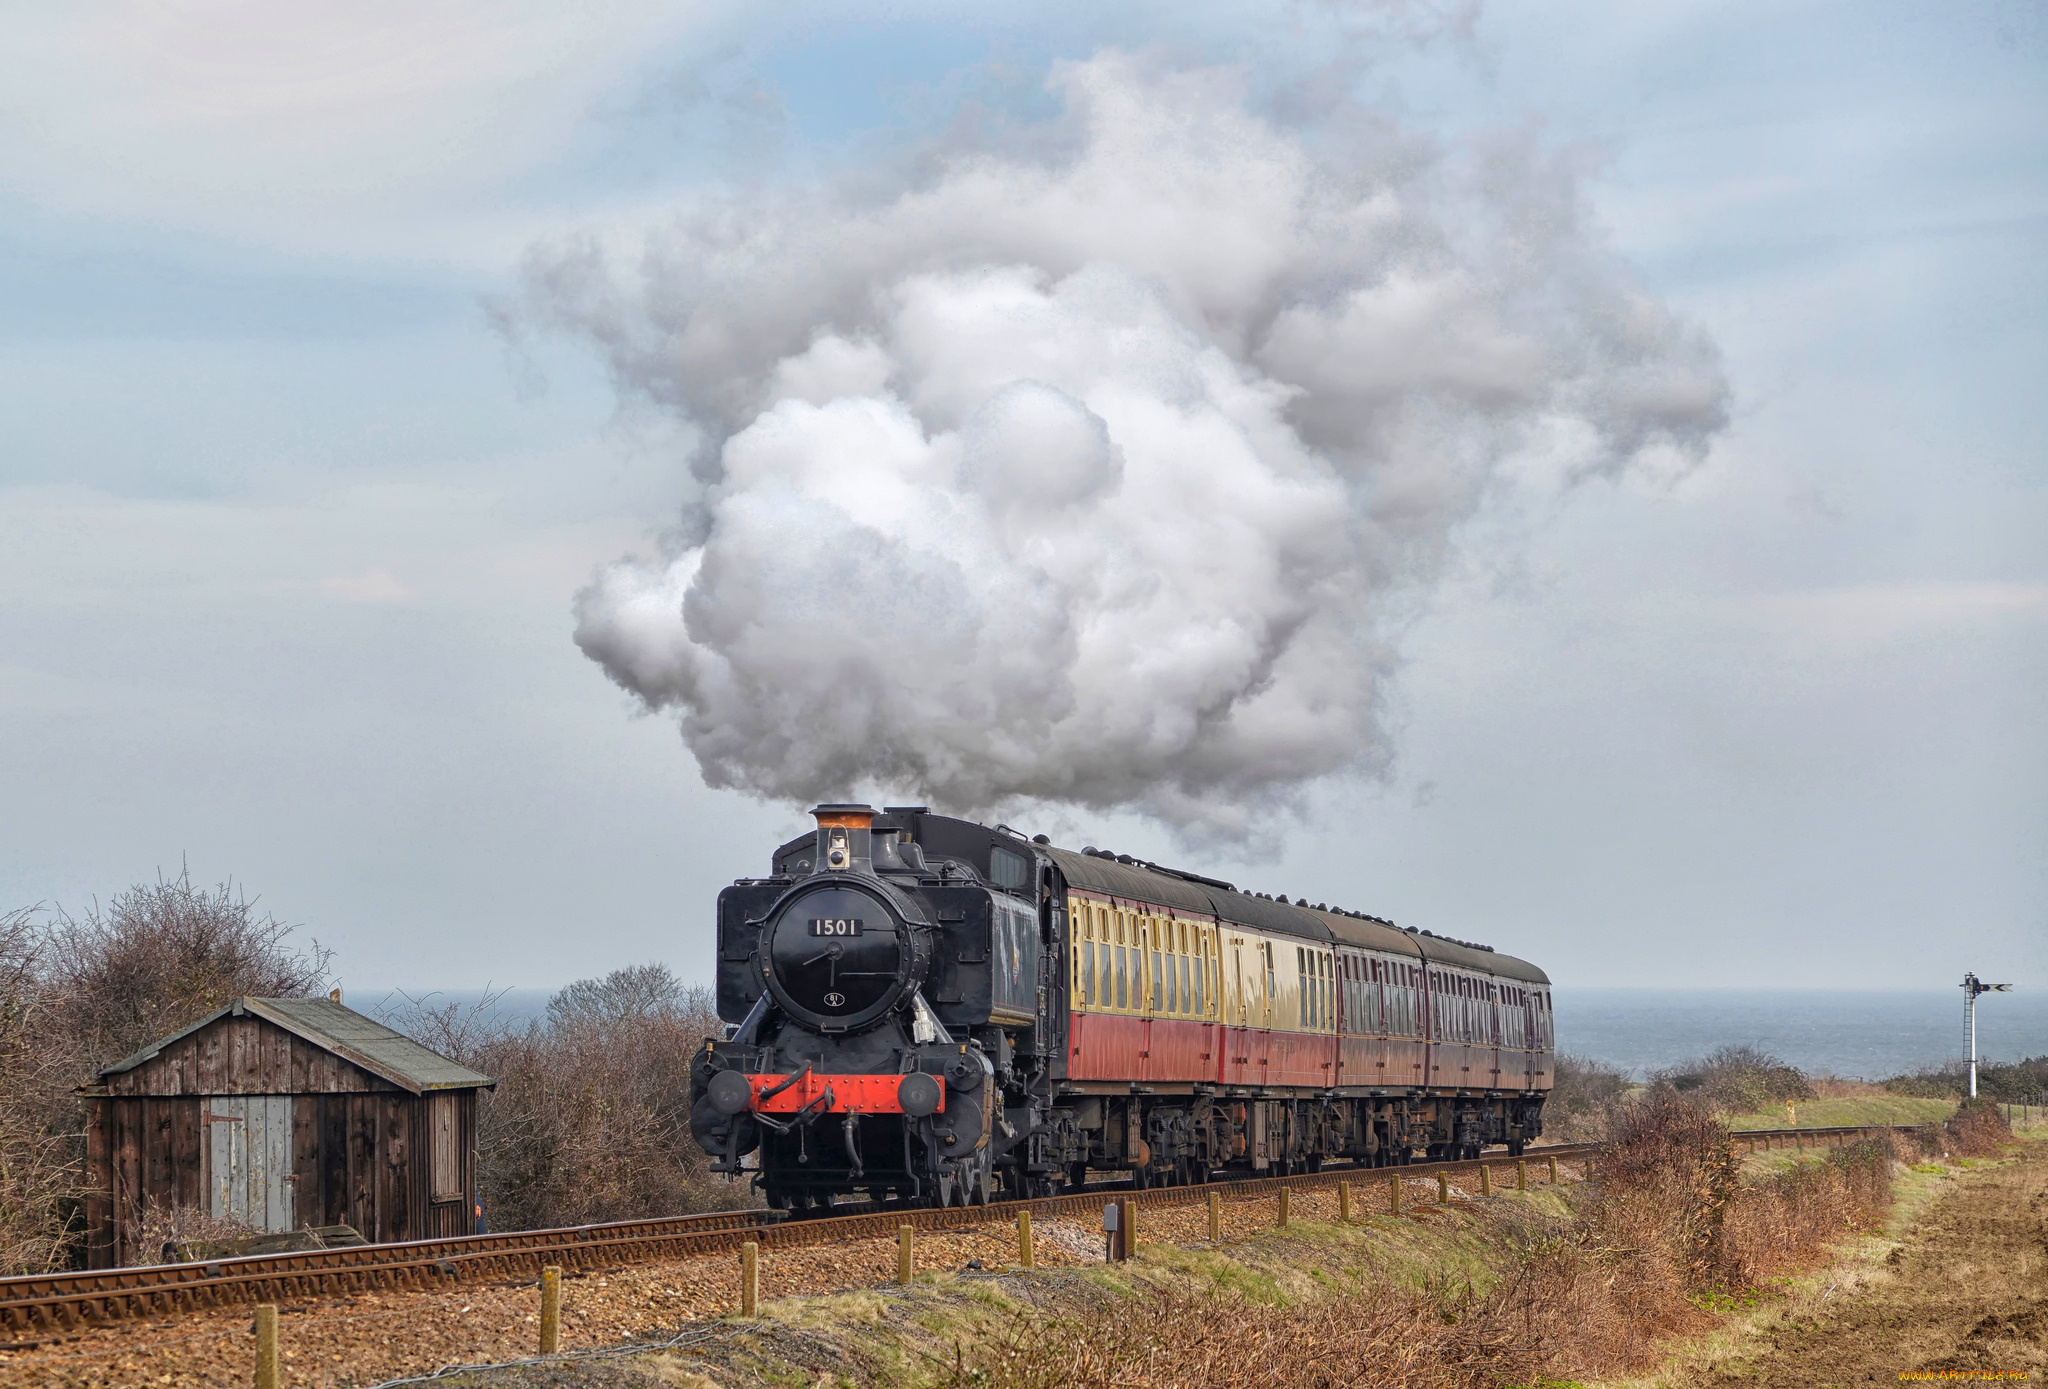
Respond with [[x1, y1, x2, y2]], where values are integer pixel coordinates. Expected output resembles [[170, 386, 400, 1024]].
[[384, 965, 753, 1232], [1543, 1052, 1632, 1141], [1886, 1059, 2048, 1105], [128, 1200, 256, 1266], [1940, 1096, 2012, 1156], [0, 905, 80, 1274], [1586, 1090, 1741, 1290], [1653, 1043, 1813, 1114], [39, 865, 332, 1067], [1721, 1138, 1893, 1284]]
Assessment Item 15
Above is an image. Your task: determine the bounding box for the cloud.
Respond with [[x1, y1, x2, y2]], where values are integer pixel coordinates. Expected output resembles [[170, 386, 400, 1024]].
[[520, 48, 1728, 841], [317, 568, 413, 604], [1756, 582, 2048, 650], [0, 2, 731, 258]]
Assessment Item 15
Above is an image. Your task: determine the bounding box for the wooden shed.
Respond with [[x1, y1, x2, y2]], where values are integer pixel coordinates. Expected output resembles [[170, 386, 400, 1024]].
[[79, 996, 495, 1268]]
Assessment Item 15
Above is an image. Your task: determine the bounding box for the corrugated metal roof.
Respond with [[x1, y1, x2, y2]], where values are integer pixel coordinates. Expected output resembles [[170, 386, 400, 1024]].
[[96, 997, 495, 1094]]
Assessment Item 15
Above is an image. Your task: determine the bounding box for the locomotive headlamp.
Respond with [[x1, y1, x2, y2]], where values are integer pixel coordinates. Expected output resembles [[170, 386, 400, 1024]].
[[810, 804, 874, 874]]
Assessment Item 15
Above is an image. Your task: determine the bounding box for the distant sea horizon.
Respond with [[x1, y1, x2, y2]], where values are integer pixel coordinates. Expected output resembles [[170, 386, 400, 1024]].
[[351, 984, 2047, 1083]]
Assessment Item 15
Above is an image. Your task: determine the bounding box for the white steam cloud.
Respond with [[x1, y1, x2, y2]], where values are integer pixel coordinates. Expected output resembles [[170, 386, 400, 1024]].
[[521, 52, 1728, 840]]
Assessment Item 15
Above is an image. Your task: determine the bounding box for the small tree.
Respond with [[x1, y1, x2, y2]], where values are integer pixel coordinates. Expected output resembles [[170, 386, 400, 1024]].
[[0, 906, 78, 1273], [39, 865, 333, 1069]]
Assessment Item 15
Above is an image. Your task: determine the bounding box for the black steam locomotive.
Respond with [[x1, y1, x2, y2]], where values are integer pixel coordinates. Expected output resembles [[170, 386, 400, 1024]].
[[691, 805, 1553, 1210]]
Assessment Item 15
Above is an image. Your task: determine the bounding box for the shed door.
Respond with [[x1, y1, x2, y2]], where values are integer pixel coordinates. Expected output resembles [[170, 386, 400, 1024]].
[[204, 1096, 295, 1233]]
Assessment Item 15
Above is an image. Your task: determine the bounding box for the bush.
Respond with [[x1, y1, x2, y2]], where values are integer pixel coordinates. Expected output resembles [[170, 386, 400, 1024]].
[[0, 906, 78, 1274], [1652, 1044, 1813, 1115], [386, 964, 754, 1232], [1884, 1058, 2048, 1105], [38, 866, 332, 1067], [1544, 1052, 1632, 1141]]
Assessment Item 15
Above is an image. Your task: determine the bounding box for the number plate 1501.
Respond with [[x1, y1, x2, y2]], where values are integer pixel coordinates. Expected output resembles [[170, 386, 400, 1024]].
[[808, 918, 864, 936]]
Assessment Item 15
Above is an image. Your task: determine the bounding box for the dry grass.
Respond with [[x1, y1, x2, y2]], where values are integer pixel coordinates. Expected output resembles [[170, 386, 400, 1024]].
[[911, 1096, 2003, 1389]]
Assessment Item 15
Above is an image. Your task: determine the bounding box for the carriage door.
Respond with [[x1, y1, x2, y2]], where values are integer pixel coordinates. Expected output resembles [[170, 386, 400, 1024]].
[[204, 1096, 295, 1233]]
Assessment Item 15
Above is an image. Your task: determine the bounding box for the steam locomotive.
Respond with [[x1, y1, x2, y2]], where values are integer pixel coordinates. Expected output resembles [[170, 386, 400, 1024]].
[[691, 805, 1553, 1210]]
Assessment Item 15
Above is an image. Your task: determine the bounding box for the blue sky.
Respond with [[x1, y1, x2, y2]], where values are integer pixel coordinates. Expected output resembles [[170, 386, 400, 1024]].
[[1, 1, 2042, 997]]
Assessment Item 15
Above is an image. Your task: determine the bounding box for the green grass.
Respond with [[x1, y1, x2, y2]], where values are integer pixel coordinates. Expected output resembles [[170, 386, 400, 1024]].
[[1721, 1096, 1954, 1130]]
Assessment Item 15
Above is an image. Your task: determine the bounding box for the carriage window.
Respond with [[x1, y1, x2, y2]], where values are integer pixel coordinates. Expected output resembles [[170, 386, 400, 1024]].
[[1150, 936, 1164, 1013], [1165, 938, 1179, 1013], [1194, 938, 1207, 1016], [990, 847, 1030, 890], [1114, 943, 1128, 1009]]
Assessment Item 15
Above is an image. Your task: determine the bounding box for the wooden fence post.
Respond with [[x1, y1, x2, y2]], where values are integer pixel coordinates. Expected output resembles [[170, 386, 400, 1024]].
[[898, 1226, 915, 1284], [253, 1304, 278, 1389], [1437, 1170, 1449, 1203], [1338, 1180, 1352, 1222], [540, 1266, 561, 1354], [1547, 1155, 1558, 1184], [1479, 1164, 1492, 1197], [1278, 1187, 1290, 1228], [1126, 1198, 1137, 1254], [1389, 1173, 1401, 1215], [741, 1242, 759, 1317], [1207, 1190, 1221, 1243], [1017, 1210, 1034, 1270], [1516, 1159, 1527, 1191]]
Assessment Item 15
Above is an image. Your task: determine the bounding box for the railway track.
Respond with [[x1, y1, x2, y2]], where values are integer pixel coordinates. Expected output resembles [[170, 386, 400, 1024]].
[[0, 1124, 1915, 1337]]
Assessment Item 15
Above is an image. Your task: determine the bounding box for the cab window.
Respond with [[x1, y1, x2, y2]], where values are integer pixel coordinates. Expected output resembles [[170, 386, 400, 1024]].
[[990, 847, 1030, 890]]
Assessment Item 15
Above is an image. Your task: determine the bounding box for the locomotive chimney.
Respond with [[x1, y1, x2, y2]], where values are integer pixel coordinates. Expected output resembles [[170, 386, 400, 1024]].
[[810, 803, 875, 874]]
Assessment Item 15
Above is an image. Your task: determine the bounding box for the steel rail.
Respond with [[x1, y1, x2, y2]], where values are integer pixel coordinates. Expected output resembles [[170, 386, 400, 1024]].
[[0, 1123, 1921, 1338]]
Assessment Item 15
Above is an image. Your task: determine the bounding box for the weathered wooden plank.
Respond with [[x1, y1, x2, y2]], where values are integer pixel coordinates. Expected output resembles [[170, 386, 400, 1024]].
[[171, 1098, 201, 1209], [319, 1096, 348, 1228], [384, 1095, 411, 1244], [83, 1097, 113, 1268], [197, 1022, 226, 1092], [348, 1096, 377, 1239], [292, 1096, 320, 1229], [114, 1099, 143, 1268], [144, 1097, 175, 1209], [261, 1095, 294, 1231]]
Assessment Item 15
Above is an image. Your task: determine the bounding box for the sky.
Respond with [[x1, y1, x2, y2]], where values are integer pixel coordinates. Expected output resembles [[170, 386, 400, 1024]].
[[1, 1, 2042, 1001]]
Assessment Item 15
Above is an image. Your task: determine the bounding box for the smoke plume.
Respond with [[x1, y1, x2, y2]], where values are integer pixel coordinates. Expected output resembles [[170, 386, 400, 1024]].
[[522, 51, 1727, 840]]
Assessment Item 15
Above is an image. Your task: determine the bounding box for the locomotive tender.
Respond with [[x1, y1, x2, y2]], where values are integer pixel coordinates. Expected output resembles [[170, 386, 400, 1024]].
[[692, 805, 1553, 1210]]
